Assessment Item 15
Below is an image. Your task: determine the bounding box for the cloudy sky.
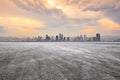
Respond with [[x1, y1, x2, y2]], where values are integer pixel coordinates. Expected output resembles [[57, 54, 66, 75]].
[[0, 0, 120, 37]]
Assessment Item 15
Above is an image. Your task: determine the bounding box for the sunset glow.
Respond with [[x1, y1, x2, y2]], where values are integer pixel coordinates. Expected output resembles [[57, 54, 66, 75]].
[[56, 5, 63, 10], [0, 0, 120, 37]]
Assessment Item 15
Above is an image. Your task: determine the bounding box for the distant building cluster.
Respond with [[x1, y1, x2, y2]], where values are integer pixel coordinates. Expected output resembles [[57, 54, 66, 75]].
[[91, 33, 101, 42], [23, 33, 101, 42], [73, 33, 100, 42], [72, 33, 101, 42]]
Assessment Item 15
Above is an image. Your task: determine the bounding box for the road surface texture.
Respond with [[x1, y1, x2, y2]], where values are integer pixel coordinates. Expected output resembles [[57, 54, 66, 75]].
[[0, 42, 120, 80]]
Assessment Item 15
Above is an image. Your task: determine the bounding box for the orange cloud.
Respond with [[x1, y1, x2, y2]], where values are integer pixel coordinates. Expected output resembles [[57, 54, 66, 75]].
[[0, 17, 44, 32], [82, 27, 96, 33], [98, 18, 120, 30]]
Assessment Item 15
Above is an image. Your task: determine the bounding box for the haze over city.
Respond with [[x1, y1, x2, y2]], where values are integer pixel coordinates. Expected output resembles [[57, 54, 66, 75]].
[[0, 0, 120, 38]]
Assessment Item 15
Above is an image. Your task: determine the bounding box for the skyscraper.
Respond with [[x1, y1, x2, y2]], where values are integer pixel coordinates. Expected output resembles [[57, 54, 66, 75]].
[[61, 34, 63, 40], [56, 35, 58, 41], [80, 35, 83, 41], [84, 35, 87, 41], [67, 37, 70, 41], [51, 36, 54, 41], [59, 33, 64, 41], [45, 34, 50, 41], [96, 33, 101, 41], [59, 33, 62, 40], [63, 37, 66, 41], [93, 37, 96, 42]]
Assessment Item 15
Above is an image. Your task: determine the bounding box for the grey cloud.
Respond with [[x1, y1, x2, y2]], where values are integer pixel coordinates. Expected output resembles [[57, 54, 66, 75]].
[[10, 0, 120, 36], [11, 0, 68, 29], [104, 8, 120, 23], [12, 0, 66, 18], [84, 5, 120, 23]]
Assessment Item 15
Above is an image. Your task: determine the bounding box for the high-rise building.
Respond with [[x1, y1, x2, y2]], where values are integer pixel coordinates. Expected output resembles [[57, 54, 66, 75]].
[[45, 34, 50, 41], [59, 33, 64, 41], [61, 34, 63, 40], [84, 35, 87, 41], [56, 35, 58, 41], [63, 37, 66, 41], [59, 33, 62, 40], [80, 35, 83, 41], [96, 33, 101, 41], [51, 36, 54, 41], [76, 36, 80, 42], [67, 37, 70, 41], [37, 36, 42, 42], [93, 37, 96, 42]]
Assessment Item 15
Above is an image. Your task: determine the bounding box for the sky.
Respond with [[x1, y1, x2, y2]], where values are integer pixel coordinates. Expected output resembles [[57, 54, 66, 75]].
[[0, 0, 120, 37]]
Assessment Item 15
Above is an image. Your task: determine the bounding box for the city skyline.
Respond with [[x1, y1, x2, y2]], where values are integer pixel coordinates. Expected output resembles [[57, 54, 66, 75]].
[[0, 0, 120, 37], [0, 33, 102, 42], [32, 33, 100, 41]]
